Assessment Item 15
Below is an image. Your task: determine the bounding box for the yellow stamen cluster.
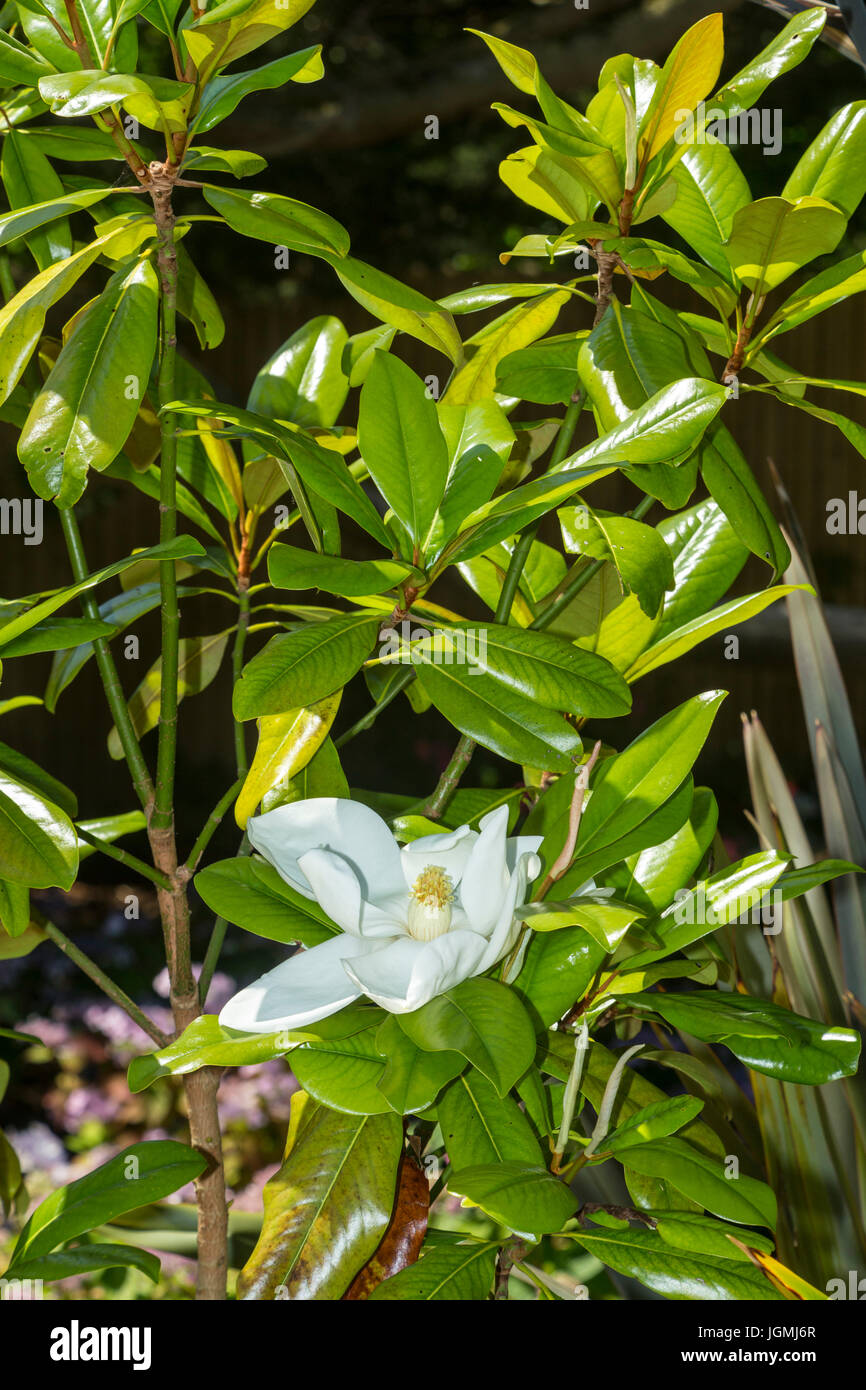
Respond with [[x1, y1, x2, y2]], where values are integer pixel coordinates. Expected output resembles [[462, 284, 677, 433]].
[[410, 865, 454, 909], [407, 865, 454, 941]]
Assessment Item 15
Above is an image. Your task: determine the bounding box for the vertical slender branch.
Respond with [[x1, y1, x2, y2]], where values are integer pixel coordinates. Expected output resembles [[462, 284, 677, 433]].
[[147, 167, 227, 1300], [232, 582, 252, 779], [152, 177, 181, 835], [58, 507, 155, 812]]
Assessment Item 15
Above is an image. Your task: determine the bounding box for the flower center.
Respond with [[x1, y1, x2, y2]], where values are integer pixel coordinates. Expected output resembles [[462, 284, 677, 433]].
[[407, 865, 453, 942]]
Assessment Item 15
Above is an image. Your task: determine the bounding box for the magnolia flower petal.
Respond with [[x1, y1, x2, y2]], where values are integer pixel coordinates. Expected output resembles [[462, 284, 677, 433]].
[[506, 834, 544, 872], [342, 928, 489, 1014], [458, 804, 511, 936], [296, 849, 363, 936], [248, 798, 405, 901], [401, 824, 476, 891], [478, 849, 541, 975], [218, 933, 386, 1033]]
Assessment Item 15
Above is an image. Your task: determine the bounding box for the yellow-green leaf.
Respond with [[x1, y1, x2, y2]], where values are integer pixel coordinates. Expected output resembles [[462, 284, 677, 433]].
[[640, 14, 725, 163], [235, 694, 341, 828]]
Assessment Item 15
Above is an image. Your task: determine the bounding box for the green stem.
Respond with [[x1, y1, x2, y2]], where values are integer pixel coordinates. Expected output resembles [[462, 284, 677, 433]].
[[419, 393, 587, 820], [185, 777, 244, 875], [420, 733, 476, 820], [36, 912, 171, 1047], [530, 492, 654, 632], [152, 186, 180, 833], [335, 666, 415, 749], [58, 507, 155, 811], [232, 586, 252, 777], [0, 254, 16, 303], [77, 827, 173, 890]]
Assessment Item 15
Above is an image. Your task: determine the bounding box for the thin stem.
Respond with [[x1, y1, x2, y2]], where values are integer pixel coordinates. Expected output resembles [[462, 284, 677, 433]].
[[419, 733, 476, 820], [152, 183, 181, 832], [250, 513, 300, 571], [335, 666, 414, 749], [185, 777, 244, 875], [77, 827, 173, 891], [231, 585, 251, 778], [530, 492, 654, 632], [36, 912, 171, 1047], [419, 393, 587, 820], [63, 0, 95, 64], [58, 508, 155, 812], [0, 254, 16, 303], [147, 170, 228, 1299]]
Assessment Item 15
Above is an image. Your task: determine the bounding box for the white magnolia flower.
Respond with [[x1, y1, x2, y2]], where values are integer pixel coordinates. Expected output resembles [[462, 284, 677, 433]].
[[219, 798, 543, 1032]]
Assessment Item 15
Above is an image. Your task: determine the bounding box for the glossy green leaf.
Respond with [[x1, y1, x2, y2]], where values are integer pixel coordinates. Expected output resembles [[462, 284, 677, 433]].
[[756, 251, 866, 343], [0, 187, 116, 253], [448, 1162, 577, 1239], [6, 1243, 161, 1285], [0, 614, 114, 659], [437, 1068, 544, 1167], [169, 399, 392, 547], [723, 196, 846, 295], [626, 850, 791, 966], [237, 1097, 402, 1299], [699, 427, 789, 574], [202, 183, 349, 259], [626, 584, 805, 681], [194, 45, 324, 133], [19, 258, 159, 506], [358, 352, 450, 547], [247, 315, 348, 428], [329, 257, 463, 364], [235, 694, 341, 827], [39, 70, 192, 130], [398, 978, 536, 1097], [568, 1225, 782, 1299], [443, 289, 570, 406], [601, 1097, 704, 1154], [0, 30, 56, 87], [374, 1015, 464, 1114], [1, 130, 71, 271], [184, 0, 316, 82], [617, 1137, 777, 1227], [234, 612, 379, 719], [194, 854, 339, 947], [290, 1027, 393, 1115], [782, 102, 866, 218], [496, 332, 582, 404], [712, 8, 825, 117], [44, 582, 161, 712], [561, 507, 674, 619], [559, 692, 725, 891], [661, 143, 751, 278], [10, 1141, 207, 1264], [413, 623, 630, 718], [414, 659, 582, 772], [638, 13, 724, 162], [0, 771, 78, 889], [128, 1015, 298, 1091], [634, 991, 861, 1085], [369, 1236, 497, 1301], [0, 879, 31, 938], [512, 925, 606, 1028], [0, 219, 157, 405]]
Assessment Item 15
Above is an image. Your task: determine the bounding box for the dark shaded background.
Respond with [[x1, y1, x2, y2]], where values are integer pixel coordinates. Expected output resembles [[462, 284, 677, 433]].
[[1, 0, 864, 896]]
